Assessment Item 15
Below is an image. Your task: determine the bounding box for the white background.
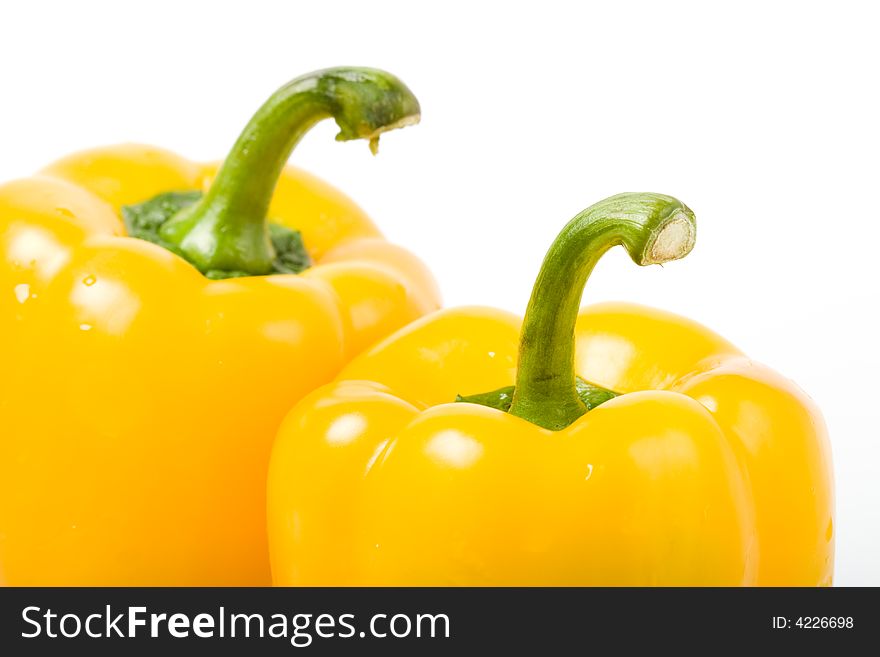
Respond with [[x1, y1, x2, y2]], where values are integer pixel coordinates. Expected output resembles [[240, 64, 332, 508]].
[[2, 1, 877, 585]]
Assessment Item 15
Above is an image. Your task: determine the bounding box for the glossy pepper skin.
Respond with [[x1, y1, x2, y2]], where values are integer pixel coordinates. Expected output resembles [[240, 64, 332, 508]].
[[268, 194, 833, 586], [0, 68, 439, 585]]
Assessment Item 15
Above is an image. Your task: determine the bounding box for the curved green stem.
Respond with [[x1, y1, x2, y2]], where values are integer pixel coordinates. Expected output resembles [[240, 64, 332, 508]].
[[508, 193, 696, 430], [159, 67, 421, 276]]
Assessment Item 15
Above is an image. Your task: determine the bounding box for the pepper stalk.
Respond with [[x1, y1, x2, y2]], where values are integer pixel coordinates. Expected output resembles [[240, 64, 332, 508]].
[[153, 67, 420, 278], [506, 193, 696, 430]]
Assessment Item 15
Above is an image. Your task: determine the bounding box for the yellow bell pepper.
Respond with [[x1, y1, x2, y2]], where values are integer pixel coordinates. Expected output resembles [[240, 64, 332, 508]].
[[268, 193, 833, 586], [0, 67, 439, 585]]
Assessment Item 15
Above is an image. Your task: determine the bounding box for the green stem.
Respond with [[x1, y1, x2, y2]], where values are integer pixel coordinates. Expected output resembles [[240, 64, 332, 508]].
[[508, 193, 696, 430], [159, 67, 421, 276]]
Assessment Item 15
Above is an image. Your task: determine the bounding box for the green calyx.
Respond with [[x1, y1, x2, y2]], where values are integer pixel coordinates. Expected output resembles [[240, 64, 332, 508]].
[[456, 378, 618, 413], [122, 192, 310, 279], [125, 67, 420, 279], [456, 193, 696, 431]]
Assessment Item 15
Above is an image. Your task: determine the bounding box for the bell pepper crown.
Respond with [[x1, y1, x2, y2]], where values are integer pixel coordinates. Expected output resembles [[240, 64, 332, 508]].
[[122, 67, 421, 279], [457, 193, 696, 430]]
